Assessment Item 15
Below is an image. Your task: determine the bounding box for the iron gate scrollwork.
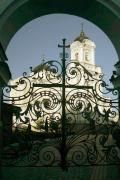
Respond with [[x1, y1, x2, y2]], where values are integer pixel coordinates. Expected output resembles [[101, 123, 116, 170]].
[[2, 39, 120, 170]]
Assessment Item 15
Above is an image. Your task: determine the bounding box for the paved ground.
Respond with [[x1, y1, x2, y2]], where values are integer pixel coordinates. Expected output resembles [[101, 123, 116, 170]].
[[1, 165, 120, 180], [2, 130, 120, 180]]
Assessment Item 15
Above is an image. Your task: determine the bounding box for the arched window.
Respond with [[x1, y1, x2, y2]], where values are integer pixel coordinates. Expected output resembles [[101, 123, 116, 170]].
[[75, 52, 79, 60]]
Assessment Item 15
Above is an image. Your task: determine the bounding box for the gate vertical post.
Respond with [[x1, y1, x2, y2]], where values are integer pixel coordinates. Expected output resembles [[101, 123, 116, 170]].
[[0, 87, 3, 177], [110, 61, 120, 120], [58, 39, 70, 170], [118, 90, 120, 119]]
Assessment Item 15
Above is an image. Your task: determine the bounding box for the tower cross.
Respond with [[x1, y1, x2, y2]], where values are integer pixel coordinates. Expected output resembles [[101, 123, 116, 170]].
[[42, 54, 45, 64], [81, 22, 84, 32], [58, 39, 70, 60]]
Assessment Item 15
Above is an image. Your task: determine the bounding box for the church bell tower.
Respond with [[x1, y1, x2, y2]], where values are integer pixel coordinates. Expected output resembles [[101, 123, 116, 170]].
[[70, 25, 102, 76]]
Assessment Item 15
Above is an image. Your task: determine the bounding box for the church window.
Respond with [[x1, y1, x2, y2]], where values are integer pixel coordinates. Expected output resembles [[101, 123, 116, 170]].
[[85, 51, 90, 61], [75, 52, 79, 60]]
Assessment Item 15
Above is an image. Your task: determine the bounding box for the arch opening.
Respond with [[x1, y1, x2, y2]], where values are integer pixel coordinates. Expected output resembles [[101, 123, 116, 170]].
[[0, 0, 120, 62], [5, 13, 118, 85]]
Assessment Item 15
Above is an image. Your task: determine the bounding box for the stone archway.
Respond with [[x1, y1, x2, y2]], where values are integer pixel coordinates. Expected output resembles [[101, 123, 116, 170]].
[[0, 0, 120, 60], [1, 1, 120, 179]]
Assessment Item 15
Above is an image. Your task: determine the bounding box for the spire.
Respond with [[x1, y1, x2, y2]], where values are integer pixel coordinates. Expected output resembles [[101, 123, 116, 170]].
[[42, 54, 45, 64], [80, 22, 85, 37], [33, 54, 46, 73], [81, 22, 83, 32], [74, 23, 90, 42]]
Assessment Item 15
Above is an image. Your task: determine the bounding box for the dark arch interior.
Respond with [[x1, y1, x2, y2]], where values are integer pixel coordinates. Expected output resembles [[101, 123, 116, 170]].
[[0, 0, 120, 60]]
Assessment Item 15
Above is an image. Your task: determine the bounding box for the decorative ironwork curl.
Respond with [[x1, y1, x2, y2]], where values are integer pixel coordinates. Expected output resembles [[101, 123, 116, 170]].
[[44, 61, 62, 84]]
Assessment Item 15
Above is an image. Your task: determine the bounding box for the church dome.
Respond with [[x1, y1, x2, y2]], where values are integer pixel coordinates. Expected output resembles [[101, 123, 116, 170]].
[[74, 31, 90, 42]]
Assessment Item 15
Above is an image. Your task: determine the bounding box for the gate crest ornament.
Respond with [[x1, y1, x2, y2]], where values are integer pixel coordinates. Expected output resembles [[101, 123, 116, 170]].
[[2, 39, 120, 170]]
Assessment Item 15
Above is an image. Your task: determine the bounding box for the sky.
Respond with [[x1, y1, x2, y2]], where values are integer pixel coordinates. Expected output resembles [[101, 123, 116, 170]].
[[6, 14, 118, 84]]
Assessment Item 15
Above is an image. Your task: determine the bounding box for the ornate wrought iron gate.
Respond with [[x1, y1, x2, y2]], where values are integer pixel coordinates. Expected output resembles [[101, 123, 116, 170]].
[[2, 39, 120, 170]]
